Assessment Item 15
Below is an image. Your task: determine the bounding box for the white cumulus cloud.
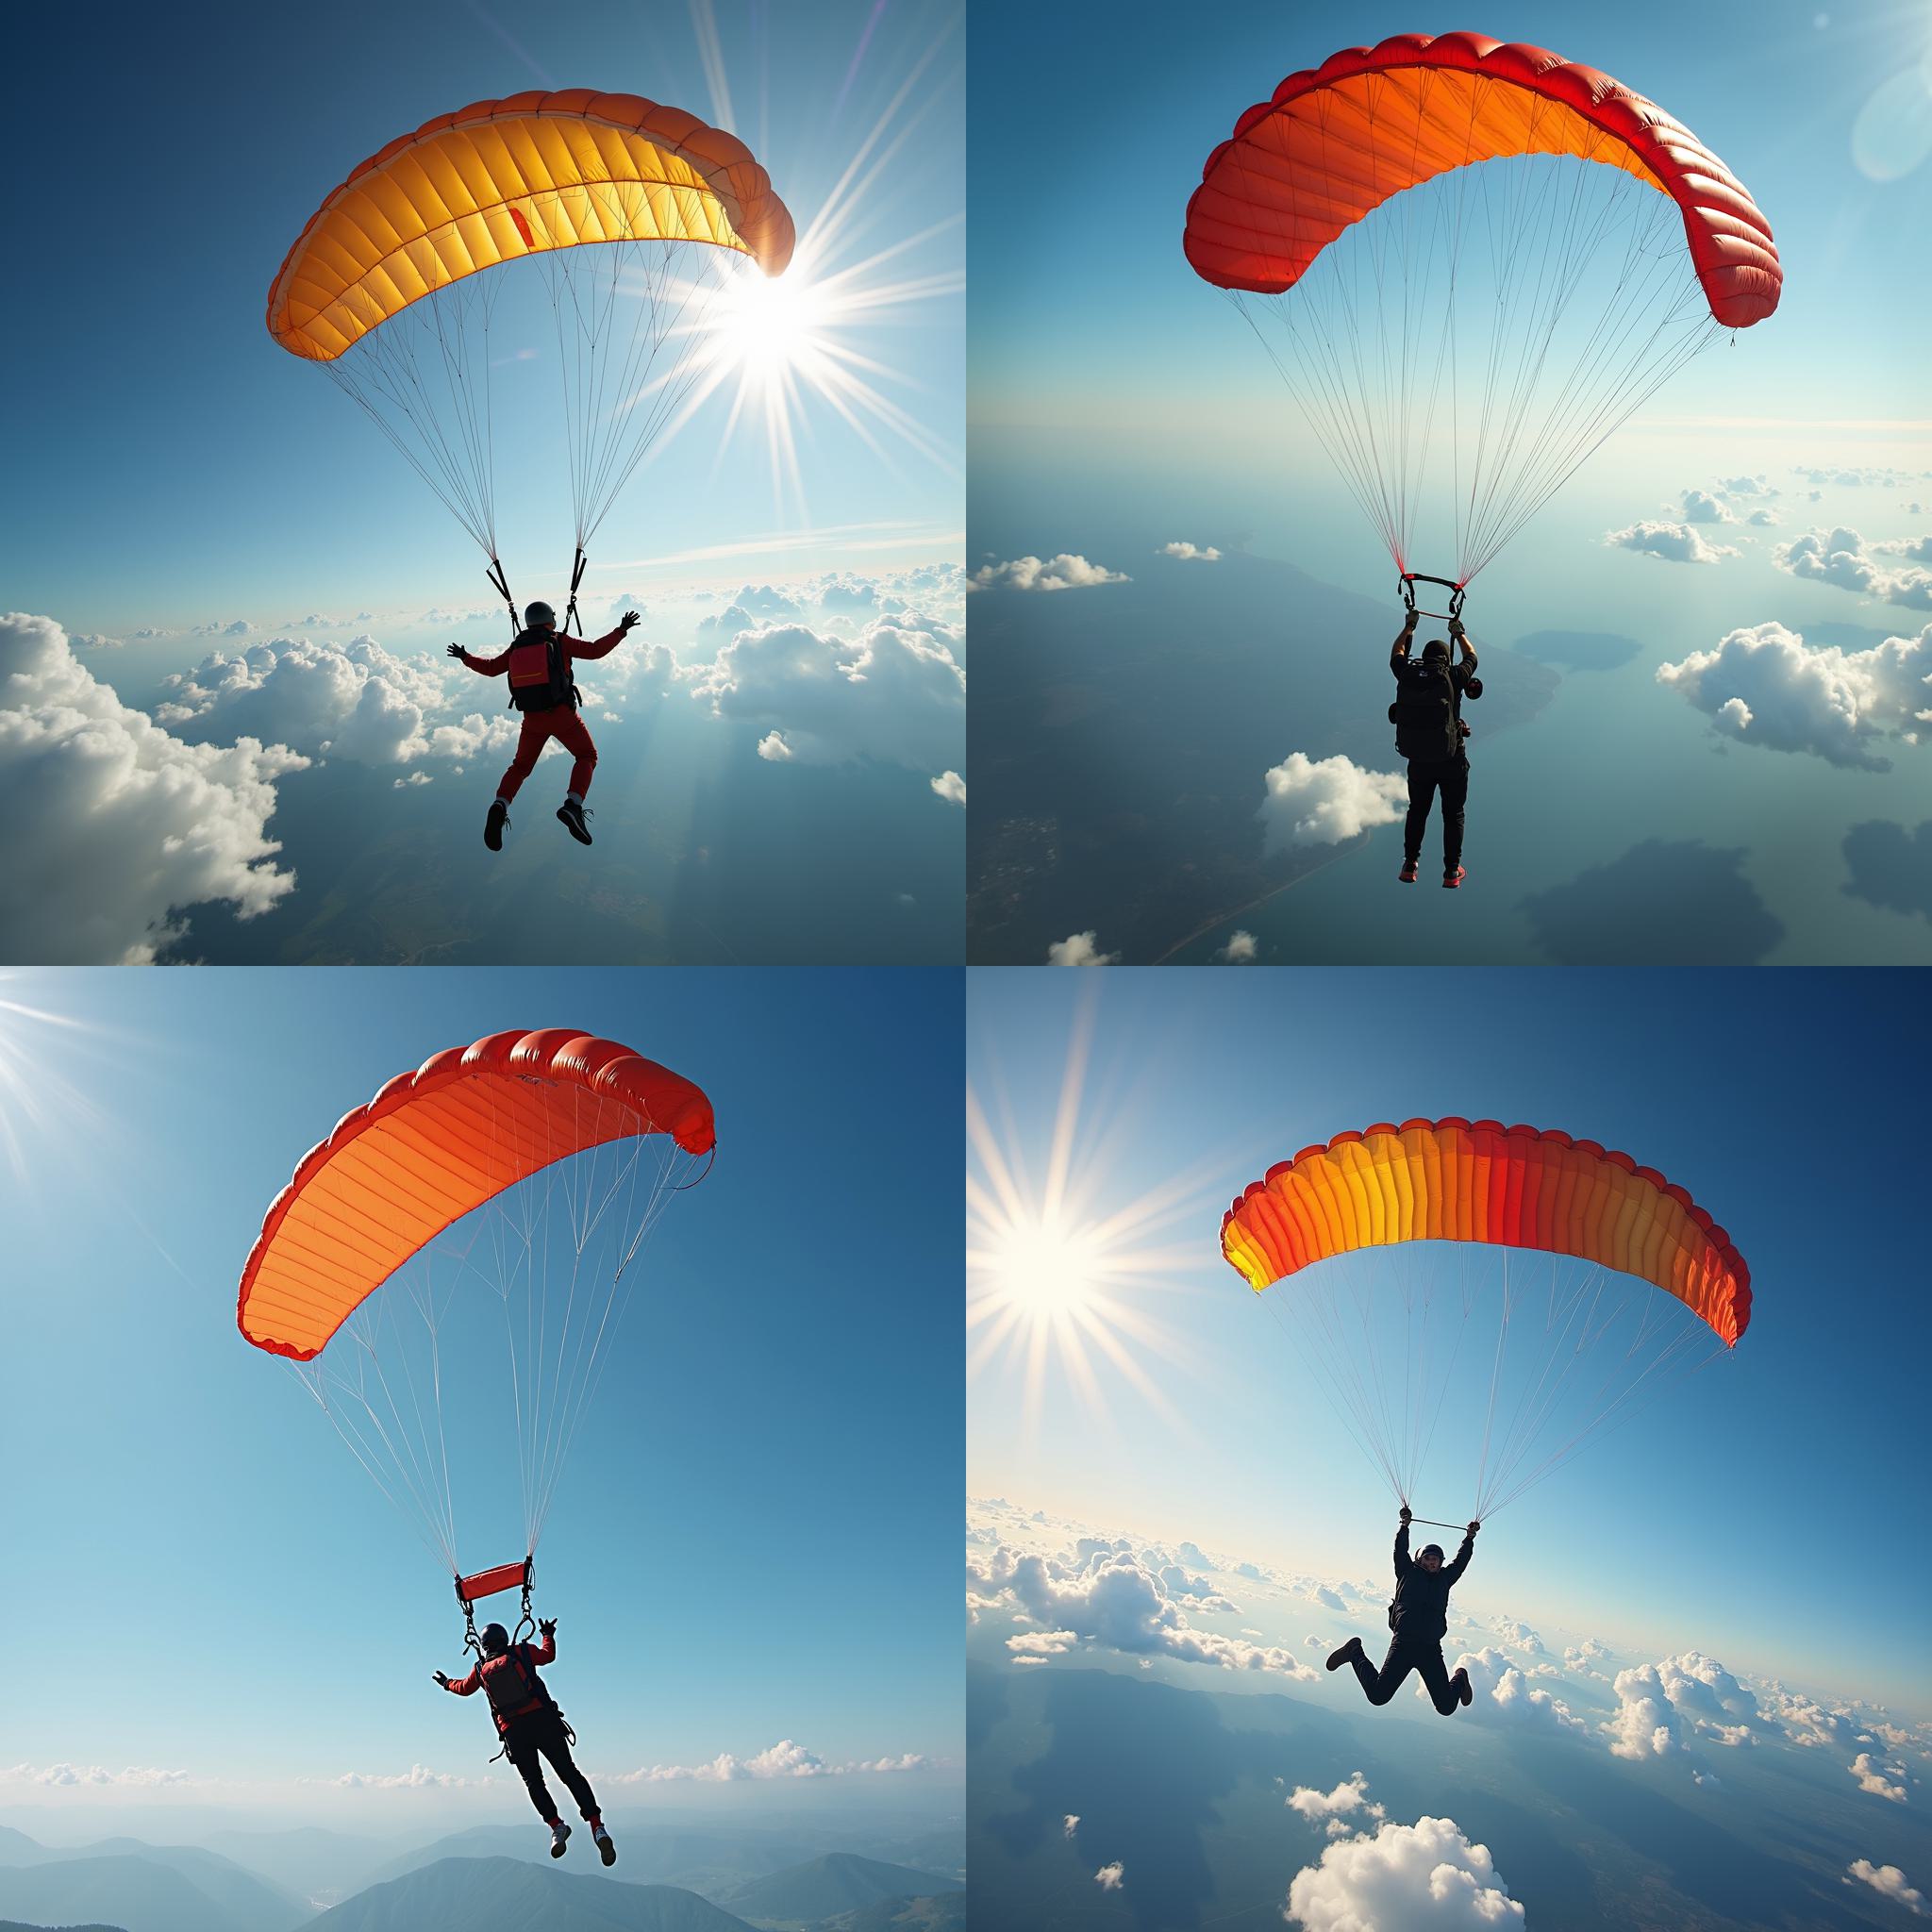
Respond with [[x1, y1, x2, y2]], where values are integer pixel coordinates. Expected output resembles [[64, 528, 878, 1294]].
[[1046, 931, 1120, 966], [1606, 520, 1738, 564], [971, 554, 1130, 591], [1287, 1814, 1524, 1931], [1259, 752, 1407, 852]]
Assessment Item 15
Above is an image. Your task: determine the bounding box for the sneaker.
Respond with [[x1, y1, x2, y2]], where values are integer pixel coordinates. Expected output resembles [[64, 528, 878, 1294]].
[[550, 1821, 571, 1858], [1442, 865, 1466, 889], [1454, 1667, 1473, 1708], [593, 1824, 617, 1867], [557, 800, 593, 845], [1398, 858, 1419, 884], [1324, 1638, 1362, 1674], [484, 799, 509, 851]]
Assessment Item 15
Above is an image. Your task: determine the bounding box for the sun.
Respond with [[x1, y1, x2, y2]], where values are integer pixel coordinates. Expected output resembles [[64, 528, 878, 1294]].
[[982, 1212, 1105, 1326]]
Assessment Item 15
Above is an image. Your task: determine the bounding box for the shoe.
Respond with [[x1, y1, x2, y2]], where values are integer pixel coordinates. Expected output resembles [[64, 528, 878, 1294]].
[[484, 800, 509, 851], [1398, 858, 1419, 884], [557, 800, 593, 845], [1454, 1668, 1473, 1707], [550, 1822, 571, 1858], [1324, 1638, 1362, 1674], [593, 1824, 617, 1867], [1442, 866, 1466, 889]]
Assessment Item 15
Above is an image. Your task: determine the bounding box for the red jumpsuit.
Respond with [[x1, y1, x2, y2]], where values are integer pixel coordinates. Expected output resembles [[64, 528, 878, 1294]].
[[459, 625, 626, 804]]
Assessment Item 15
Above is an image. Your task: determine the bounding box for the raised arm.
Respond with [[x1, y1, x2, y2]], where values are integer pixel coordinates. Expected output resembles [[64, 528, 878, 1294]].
[[1393, 1518, 1412, 1579], [566, 611, 640, 664], [1391, 609, 1419, 672], [1443, 1521, 1479, 1586]]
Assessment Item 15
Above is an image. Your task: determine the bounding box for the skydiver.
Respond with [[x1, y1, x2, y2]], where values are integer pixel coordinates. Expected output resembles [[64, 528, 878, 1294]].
[[448, 603, 641, 850], [436, 1616, 617, 1865], [1389, 610, 1481, 887], [1324, 1507, 1479, 1715]]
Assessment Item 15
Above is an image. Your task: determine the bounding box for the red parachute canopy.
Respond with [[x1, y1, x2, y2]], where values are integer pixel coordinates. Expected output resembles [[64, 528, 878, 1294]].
[[1184, 31, 1781, 326], [238, 1028, 714, 1363], [1221, 1117, 1750, 1346]]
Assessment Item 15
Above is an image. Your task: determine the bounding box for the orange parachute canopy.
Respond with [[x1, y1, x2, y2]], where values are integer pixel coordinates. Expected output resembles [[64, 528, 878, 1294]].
[[267, 90, 795, 362], [1184, 31, 1781, 328], [237, 1028, 715, 1362], [1221, 1118, 1751, 1346]]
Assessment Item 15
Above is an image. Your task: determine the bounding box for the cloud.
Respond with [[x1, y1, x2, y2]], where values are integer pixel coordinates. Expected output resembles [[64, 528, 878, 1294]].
[[1605, 520, 1738, 564], [1847, 1861, 1927, 1915], [1746, 508, 1782, 526], [931, 769, 966, 806], [1046, 931, 1120, 965], [321, 1764, 475, 1790], [1851, 1751, 1910, 1802], [158, 635, 452, 764], [971, 554, 1130, 591], [1719, 474, 1779, 499], [1604, 1653, 1761, 1760], [1095, 1862, 1125, 1890], [1681, 489, 1737, 524], [967, 1541, 1316, 1678], [757, 730, 794, 761], [1287, 1814, 1524, 1930], [1259, 752, 1407, 852], [1656, 618, 1932, 769], [1874, 532, 1932, 565], [4, 1761, 195, 1788], [0, 613, 309, 962], [1161, 541, 1223, 561], [1457, 1649, 1588, 1735], [610, 1738, 920, 1782], [1490, 1618, 1548, 1656], [689, 617, 965, 772], [1063, 1815, 1080, 1839], [1774, 526, 1932, 607], [1288, 1773, 1387, 1829], [1215, 930, 1258, 962]]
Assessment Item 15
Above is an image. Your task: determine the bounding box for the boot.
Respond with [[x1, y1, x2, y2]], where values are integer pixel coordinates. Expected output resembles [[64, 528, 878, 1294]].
[[557, 799, 593, 845], [484, 799, 509, 851]]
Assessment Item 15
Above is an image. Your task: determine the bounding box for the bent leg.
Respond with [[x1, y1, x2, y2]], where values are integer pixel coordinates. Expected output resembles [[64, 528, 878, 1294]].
[[1349, 1641, 1418, 1707], [1438, 758, 1470, 872], [496, 713, 555, 805], [551, 709, 598, 801], [1416, 1646, 1463, 1716], [537, 1715, 602, 1822], [1404, 765, 1439, 865]]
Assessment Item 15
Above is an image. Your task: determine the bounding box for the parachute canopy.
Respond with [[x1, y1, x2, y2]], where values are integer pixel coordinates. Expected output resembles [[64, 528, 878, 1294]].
[[1222, 1117, 1751, 1346], [268, 91, 795, 362], [1182, 33, 1781, 589], [1184, 32, 1781, 325], [238, 1027, 714, 1363]]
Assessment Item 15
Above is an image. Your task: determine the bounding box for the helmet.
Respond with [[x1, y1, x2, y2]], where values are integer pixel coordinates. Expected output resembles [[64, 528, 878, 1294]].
[[525, 601, 557, 628], [480, 1622, 510, 1654], [1419, 1543, 1444, 1561], [1421, 639, 1450, 664]]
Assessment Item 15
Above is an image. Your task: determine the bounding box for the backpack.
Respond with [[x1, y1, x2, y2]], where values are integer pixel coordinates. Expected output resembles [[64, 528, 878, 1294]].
[[482, 1645, 554, 1729], [504, 631, 577, 714], [1389, 660, 1460, 761]]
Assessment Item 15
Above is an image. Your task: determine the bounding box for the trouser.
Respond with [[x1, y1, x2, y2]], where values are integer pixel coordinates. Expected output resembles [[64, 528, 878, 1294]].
[[497, 705, 597, 804], [502, 1707, 600, 1824], [1347, 1637, 1466, 1715], [1404, 755, 1470, 870]]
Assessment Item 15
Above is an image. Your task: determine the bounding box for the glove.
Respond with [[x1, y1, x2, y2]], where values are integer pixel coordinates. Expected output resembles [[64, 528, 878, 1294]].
[[539, 1617, 558, 1639], [620, 610, 641, 632], [1399, 1506, 1412, 1524], [445, 642, 465, 659], [434, 1671, 452, 1689], [1448, 616, 1466, 639], [1466, 1520, 1481, 1536]]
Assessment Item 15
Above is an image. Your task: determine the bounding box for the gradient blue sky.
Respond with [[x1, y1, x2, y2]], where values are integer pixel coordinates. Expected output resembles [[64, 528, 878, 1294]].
[[8, 0, 962, 636], [0, 965, 961, 1814], [967, 966, 1929, 1718]]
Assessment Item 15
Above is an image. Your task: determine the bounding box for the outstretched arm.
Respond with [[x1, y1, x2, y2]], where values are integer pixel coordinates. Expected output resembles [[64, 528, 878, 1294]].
[[446, 642, 510, 676], [434, 1662, 483, 1695]]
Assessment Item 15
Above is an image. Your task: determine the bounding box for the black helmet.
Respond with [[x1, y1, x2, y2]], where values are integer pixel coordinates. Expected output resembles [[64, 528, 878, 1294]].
[[1419, 1543, 1445, 1561], [480, 1622, 510, 1654], [1421, 639, 1450, 664], [525, 601, 557, 628]]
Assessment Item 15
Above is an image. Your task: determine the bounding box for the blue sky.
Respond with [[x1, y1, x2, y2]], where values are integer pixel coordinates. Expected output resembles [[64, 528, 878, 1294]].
[[0, 965, 962, 1817], [966, 965, 1930, 1717], [965, 0, 1932, 965]]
